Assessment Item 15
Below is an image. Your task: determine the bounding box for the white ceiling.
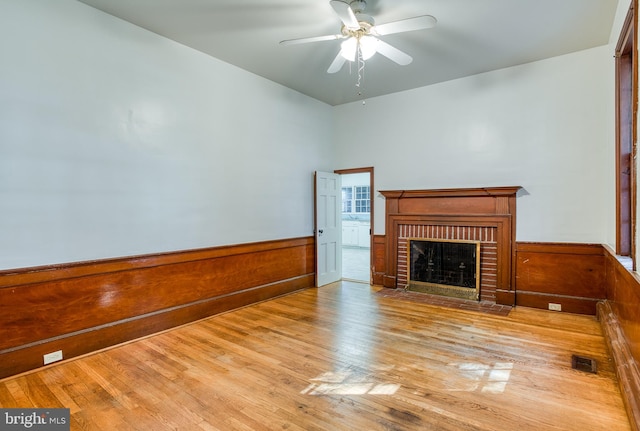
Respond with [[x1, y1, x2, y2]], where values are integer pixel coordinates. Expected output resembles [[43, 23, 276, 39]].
[[77, 0, 619, 106]]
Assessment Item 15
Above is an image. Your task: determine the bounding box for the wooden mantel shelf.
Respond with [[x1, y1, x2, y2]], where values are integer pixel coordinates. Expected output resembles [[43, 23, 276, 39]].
[[380, 186, 522, 199]]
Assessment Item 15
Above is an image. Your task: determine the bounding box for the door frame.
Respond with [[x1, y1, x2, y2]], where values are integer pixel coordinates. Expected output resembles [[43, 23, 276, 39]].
[[334, 166, 374, 284]]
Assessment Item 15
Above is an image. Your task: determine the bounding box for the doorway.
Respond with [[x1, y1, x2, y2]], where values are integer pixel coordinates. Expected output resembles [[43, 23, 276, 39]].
[[335, 168, 373, 283]]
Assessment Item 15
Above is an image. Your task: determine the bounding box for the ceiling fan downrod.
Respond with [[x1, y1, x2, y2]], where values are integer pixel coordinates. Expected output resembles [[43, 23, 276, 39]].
[[349, 1, 366, 13]]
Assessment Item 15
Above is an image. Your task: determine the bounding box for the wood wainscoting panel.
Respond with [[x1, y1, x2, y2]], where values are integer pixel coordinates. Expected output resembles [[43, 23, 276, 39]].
[[0, 237, 315, 379], [515, 242, 605, 315], [599, 299, 640, 431], [372, 235, 386, 286], [603, 246, 640, 362], [603, 243, 640, 431]]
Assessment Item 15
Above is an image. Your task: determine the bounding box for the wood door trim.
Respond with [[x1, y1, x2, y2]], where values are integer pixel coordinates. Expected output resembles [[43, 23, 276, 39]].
[[334, 167, 374, 284]]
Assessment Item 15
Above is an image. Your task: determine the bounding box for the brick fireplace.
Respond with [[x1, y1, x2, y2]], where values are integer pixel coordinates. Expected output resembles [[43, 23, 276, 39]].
[[404, 231, 486, 301], [379, 187, 521, 305]]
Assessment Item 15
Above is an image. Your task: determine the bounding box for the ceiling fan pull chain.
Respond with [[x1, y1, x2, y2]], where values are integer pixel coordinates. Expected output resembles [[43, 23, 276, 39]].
[[356, 41, 365, 102], [356, 46, 363, 88]]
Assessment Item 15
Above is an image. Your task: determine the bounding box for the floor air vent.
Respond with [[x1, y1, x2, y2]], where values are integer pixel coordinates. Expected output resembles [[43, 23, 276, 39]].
[[571, 354, 597, 374]]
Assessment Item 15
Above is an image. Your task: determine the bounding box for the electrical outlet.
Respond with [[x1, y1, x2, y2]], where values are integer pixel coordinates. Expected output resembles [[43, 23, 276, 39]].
[[548, 303, 562, 312], [43, 350, 63, 365]]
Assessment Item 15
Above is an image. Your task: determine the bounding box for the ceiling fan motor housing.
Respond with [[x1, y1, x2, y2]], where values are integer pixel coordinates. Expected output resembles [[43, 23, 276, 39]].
[[341, 13, 374, 37], [355, 13, 375, 27], [349, 0, 367, 13]]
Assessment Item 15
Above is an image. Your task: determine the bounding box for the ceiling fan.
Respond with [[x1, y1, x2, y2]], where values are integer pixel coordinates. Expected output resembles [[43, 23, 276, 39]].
[[280, 0, 437, 74]]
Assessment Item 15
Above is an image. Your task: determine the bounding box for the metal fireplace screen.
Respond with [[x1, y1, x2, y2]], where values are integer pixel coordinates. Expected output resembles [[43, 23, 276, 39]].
[[407, 238, 481, 301]]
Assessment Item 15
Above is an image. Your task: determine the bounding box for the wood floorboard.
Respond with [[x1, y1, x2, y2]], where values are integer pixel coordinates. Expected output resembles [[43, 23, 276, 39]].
[[0, 280, 631, 430]]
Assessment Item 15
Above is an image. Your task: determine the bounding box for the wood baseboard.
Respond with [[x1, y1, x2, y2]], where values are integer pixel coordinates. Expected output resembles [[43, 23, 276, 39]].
[[495, 289, 515, 305], [599, 300, 640, 431], [383, 275, 396, 288], [0, 237, 314, 379], [516, 291, 599, 315]]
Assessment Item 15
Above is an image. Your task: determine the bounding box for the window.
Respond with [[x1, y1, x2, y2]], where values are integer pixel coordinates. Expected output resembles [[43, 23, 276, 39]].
[[355, 186, 370, 213], [342, 187, 353, 212], [615, 2, 637, 266], [342, 185, 370, 214]]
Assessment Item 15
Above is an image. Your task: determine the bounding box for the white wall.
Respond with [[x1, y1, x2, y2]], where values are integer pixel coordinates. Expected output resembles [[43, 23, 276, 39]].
[[0, 0, 333, 269], [334, 46, 615, 243], [0, 0, 623, 269]]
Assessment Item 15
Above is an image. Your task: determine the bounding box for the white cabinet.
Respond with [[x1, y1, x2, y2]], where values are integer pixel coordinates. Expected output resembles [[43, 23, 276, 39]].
[[342, 222, 370, 247], [357, 225, 370, 247], [342, 222, 359, 246]]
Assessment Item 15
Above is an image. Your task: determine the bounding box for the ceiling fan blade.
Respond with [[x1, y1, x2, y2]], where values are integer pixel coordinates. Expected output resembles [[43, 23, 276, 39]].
[[330, 0, 360, 30], [280, 34, 344, 45], [375, 39, 413, 65], [373, 15, 437, 36], [327, 51, 347, 73]]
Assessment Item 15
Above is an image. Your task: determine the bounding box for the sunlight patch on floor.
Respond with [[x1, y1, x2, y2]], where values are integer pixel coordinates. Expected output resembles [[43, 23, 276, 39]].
[[301, 370, 400, 396], [446, 362, 514, 394]]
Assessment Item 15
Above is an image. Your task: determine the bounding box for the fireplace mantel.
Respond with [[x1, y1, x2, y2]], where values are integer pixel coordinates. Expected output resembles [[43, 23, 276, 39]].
[[380, 186, 522, 199], [380, 187, 521, 305]]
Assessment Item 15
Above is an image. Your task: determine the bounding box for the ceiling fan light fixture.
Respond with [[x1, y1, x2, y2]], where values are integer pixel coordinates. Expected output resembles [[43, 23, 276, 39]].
[[340, 38, 357, 61], [340, 35, 377, 62], [359, 35, 377, 60]]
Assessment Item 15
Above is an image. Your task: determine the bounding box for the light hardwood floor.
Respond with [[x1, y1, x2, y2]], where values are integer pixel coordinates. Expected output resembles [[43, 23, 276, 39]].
[[0, 281, 631, 430]]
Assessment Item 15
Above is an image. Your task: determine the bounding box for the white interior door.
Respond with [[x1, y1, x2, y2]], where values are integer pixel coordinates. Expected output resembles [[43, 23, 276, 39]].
[[315, 171, 342, 286]]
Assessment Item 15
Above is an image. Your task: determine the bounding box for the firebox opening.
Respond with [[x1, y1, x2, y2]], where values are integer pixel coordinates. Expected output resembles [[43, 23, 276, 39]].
[[406, 238, 481, 301]]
